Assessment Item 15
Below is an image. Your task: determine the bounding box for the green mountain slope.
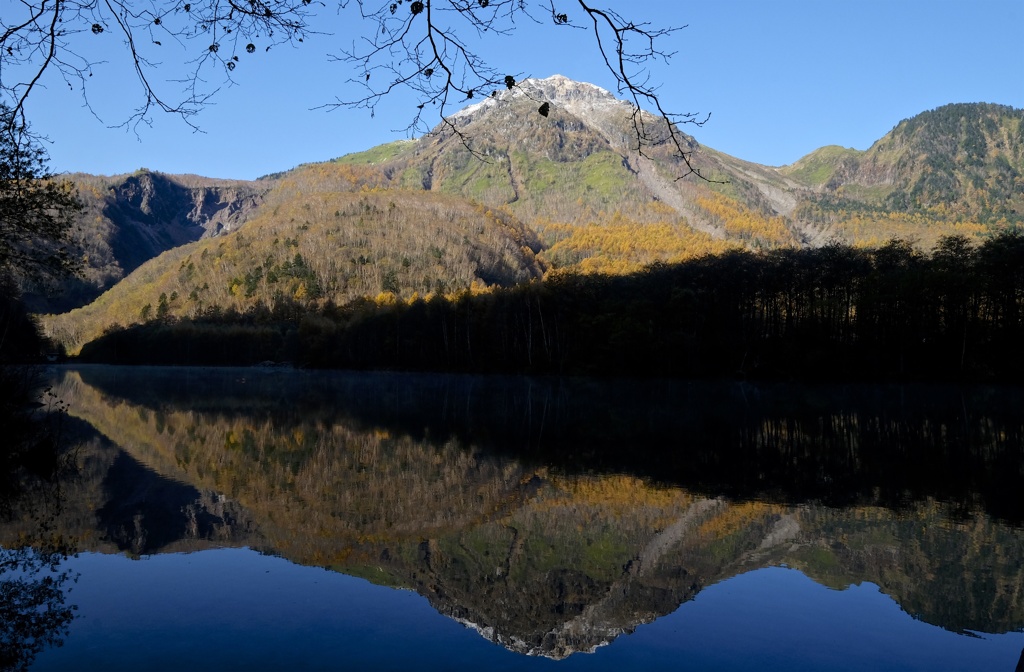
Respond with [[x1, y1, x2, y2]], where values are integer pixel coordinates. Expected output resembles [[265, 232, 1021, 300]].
[[43, 164, 543, 354], [361, 75, 803, 244], [38, 81, 1024, 356], [783, 103, 1024, 245], [329, 83, 1024, 251]]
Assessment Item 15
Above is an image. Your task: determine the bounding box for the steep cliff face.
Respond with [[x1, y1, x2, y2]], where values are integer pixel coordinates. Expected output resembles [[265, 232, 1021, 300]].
[[110, 172, 265, 236], [27, 170, 267, 313]]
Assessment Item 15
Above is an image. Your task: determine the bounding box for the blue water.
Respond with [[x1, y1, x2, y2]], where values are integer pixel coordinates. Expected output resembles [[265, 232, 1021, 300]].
[[19, 366, 1024, 670], [31, 549, 1023, 671]]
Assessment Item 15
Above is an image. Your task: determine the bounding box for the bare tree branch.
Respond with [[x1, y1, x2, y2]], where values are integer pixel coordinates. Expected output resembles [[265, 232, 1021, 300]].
[[0, 1, 710, 176], [1, 0, 317, 132], [328, 1, 709, 177], [574, 1, 710, 179]]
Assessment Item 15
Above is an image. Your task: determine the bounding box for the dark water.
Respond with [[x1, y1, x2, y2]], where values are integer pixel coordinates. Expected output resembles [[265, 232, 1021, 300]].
[[3, 365, 1024, 670]]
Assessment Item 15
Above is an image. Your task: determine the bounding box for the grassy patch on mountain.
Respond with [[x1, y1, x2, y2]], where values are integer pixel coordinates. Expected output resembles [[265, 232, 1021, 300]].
[[781, 145, 864, 187], [507, 150, 636, 218], [331, 140, 417, 166], [432, 147, 518, 203]]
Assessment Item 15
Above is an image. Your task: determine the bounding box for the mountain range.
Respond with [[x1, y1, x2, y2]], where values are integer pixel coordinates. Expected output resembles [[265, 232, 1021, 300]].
[[39, 76, 1024, 354]]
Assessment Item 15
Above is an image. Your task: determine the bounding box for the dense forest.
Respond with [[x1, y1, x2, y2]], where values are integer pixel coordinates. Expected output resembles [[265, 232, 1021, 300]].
[[781, 103, 1024, 223], [77, 231, 1024, 382]]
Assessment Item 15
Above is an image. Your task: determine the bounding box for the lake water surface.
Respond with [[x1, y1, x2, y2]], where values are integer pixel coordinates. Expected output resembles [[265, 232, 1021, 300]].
[[4, 366, 1024, 670]]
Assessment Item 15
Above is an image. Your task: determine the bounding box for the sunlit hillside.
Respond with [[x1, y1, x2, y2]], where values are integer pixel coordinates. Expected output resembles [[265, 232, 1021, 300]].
[[782, 102, 1024, 246], [44, 165, 543, 354], [39, 81, 1024, 359]]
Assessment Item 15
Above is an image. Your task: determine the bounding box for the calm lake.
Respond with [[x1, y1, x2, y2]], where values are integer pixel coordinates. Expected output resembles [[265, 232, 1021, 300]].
[[4, 365, 1024, 671]]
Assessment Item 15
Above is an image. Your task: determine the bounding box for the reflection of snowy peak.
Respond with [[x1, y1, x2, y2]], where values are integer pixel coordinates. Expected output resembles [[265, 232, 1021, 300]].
[[406, 498, 738, 660], [453, 614, 621, 660]]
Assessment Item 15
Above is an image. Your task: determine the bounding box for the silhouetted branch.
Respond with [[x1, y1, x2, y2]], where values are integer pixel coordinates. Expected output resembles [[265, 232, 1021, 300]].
[[1, 0, 316, 133], [1, 1, 709, 175], [575, 2, 709, 178], [329, 1, 710, 175]]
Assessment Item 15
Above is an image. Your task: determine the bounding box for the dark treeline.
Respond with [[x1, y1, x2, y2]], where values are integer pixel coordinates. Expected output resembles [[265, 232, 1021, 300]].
[[80, 231, 1024, 381], [1, 276, 50, 364]]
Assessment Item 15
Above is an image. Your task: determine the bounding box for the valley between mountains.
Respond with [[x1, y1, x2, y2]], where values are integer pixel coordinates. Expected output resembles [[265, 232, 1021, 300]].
[[38, 76, 1024, 375]]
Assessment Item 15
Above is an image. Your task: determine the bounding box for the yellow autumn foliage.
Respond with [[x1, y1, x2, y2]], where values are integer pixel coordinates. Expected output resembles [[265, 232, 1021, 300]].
[[541, 217, 734, 274], [695, 192, 798, 247]]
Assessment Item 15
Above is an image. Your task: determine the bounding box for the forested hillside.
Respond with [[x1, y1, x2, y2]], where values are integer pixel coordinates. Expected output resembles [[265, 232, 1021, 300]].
[[45, 164, 543, 354], [69, 231, 1024, 383], [783, 103, 1024, 246], [36, 79, 1024, 370]]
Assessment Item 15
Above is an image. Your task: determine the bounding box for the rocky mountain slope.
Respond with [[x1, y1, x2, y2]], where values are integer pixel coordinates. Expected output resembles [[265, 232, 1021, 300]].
[[28, 170, 266, 313], [39, 78, 1024, 353], [337, 77, 1023, 246], [335, 74, 804, 245]]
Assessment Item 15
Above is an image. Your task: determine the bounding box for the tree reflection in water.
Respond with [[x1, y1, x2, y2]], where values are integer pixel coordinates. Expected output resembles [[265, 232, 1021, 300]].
[[12, 365, 1024, 665], [0, 543, 78, 671], [0, 367, 79, 672]]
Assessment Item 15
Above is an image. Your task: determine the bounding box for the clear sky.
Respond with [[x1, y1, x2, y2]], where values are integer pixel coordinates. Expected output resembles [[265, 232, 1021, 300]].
[[19, 0, 1024, 180]]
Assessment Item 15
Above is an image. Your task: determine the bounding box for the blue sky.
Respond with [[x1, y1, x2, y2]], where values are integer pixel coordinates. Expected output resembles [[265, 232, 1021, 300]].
[[22, 0, 1024, 180]]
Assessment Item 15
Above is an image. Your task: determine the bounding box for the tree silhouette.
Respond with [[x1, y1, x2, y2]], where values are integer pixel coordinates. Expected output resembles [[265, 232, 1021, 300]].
[[0, 543, 77, 672], [0, 367, 79, 671], [0, 108, 82, 287], [0, 1, 708, 176], [72, 232, 1024, 382]]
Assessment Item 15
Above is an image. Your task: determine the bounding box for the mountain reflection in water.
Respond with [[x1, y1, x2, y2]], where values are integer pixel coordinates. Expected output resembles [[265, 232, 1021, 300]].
[[4, 365, 1024, 669]]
